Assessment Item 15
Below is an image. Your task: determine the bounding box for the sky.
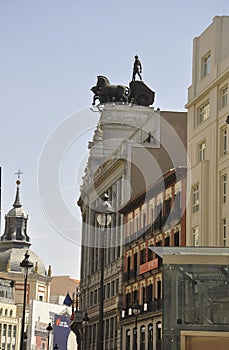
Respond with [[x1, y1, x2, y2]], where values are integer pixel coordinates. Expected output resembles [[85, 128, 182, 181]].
[[0, 1, 228, 278]]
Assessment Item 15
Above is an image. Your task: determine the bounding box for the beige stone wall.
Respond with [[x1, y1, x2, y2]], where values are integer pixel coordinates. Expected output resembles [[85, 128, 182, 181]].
[[186, 16, 229, 247]]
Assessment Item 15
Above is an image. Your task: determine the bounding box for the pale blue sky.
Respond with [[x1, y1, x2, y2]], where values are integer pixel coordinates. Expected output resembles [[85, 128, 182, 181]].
[[0, 1, 228, 278]]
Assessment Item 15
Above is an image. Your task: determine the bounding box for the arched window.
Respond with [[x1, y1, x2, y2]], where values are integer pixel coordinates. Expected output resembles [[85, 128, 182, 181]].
[[140, 325, 145, 350], [133, 327, 137, 350], [126, 329, 131, 350], [156, 321, 162, 350], [148, 323, 153, 348]]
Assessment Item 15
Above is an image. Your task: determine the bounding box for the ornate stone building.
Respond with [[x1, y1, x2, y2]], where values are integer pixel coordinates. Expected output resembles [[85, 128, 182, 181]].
[[120, 167, 186, 350], [78, 102, 187, 349]]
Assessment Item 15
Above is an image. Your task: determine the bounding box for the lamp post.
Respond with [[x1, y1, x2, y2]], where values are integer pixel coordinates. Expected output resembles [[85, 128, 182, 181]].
[[82, 311, 89, 350], [132, 300, 140, 350], [46, 323, 53, 350], [96, 192, 113, 350], [20, 251, 33, 350]]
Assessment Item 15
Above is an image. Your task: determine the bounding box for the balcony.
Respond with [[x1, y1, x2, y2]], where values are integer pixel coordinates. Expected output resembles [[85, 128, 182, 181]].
[[121, 299, 162, 319], [123, 269, 137, 283]]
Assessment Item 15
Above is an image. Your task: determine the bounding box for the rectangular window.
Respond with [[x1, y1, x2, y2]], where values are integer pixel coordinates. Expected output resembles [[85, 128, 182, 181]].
[[198, 141, 206, 161], [221, 127, 228, 155], [128, 220, 133, 235], [192, 184, 199, 213], [140, 248, 146, 264], [150, 207, 154, 223], [174, 231, 180, 246], [198, 101, 209, 124], [134, 216, 139, 232], [142, 212, 146, 230], [223, 174, 227, 203], [201, 51, 211, 78], [223, 218, 227, 247], [192, 226, 199, 246], [220, 85, 228, 109]]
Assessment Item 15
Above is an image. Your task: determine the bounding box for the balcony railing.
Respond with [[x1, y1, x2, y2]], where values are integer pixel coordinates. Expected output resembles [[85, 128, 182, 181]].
[[121, 299, 162, 318]]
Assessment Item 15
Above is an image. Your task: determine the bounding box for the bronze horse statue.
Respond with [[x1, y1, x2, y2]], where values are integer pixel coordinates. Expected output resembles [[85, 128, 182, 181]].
[[91, 76, 130, 105]]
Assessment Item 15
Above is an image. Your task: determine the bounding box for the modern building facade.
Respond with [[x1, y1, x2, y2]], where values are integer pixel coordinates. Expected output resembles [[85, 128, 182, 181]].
[[78, 102, 187, 349], [159, 247, 229, 350], [120, 167, 186, 350], [186, 15, 229, 247]]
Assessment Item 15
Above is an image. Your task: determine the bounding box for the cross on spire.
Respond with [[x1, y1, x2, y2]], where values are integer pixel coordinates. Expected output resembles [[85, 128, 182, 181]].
[[15, 169, 23, 180]]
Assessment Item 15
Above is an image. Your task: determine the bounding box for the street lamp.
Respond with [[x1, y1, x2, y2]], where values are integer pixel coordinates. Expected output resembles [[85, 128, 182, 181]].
[[46, 323, 53, 350], [82, 311, 89, 350], [132, 300, 140, 350], [20, 251, 33, 350], [96, 192, 113, 350]]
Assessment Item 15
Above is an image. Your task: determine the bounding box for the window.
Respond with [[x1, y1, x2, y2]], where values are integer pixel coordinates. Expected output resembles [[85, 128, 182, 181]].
[[142, 212, 146, 231], [201, 51, 211, 78], [140, 325, 146, 350], [198, 101, 209, 124], [128, 220, 133, 235], [111, 280, 115, 296], [221, 127, 228, 155], [164, 236, 170, 246], [134, 251, 138, 276], [133, 327, 137, 350], [157, 280, 162, 299], [223, 218, 227, 247], [223, 174, 227, 203], [126, 329, 131, 350], [156, 321, 162, 349], [174, 230, 180, 246], [198, 141, 206, 161], [220, 85, 228, 109], [141, 286, 146, 304], [192, 226, 199, 246], [148, 324, 153, 348], [134, 215, 139, 232], [150, 207, 154, 224], [192, 184, 199, 213], [140, 248, 146, 264], [147, 283, 154, 302], [106, 283, 110, 299]]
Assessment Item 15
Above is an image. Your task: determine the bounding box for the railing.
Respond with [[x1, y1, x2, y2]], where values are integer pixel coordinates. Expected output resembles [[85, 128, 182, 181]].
[[121, 299, 162, 318], [123, 269, 137, 282]]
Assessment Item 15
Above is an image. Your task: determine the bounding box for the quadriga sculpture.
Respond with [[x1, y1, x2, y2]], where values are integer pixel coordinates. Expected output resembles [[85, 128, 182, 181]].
[[91, 76, 130, 105]]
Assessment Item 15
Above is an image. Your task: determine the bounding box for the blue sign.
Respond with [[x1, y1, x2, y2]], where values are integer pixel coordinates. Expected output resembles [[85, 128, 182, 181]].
[[53, 314, 71, 350]]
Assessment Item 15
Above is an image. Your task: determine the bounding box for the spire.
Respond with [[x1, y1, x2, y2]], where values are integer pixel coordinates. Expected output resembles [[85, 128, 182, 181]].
[[13, 180, 22, 208], [0, 171, 31, 250], [13, 169, 23, 208]]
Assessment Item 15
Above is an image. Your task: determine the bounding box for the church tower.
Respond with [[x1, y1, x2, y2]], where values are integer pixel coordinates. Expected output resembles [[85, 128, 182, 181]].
[[0, 178, 31, 252]]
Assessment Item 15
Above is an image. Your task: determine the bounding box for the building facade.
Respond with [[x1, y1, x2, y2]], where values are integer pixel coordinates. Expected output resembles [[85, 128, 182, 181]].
[[120, 167, 186, 350], [78, 102, 187, 349], [0, 278, 20, 350], [186, 15, 229, 247], [0, 178, 78, 350]]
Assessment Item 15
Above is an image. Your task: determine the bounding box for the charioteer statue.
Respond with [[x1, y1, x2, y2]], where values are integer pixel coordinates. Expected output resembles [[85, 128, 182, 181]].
[[91, 56, 155, 107], [132, 55, 142, 81]]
